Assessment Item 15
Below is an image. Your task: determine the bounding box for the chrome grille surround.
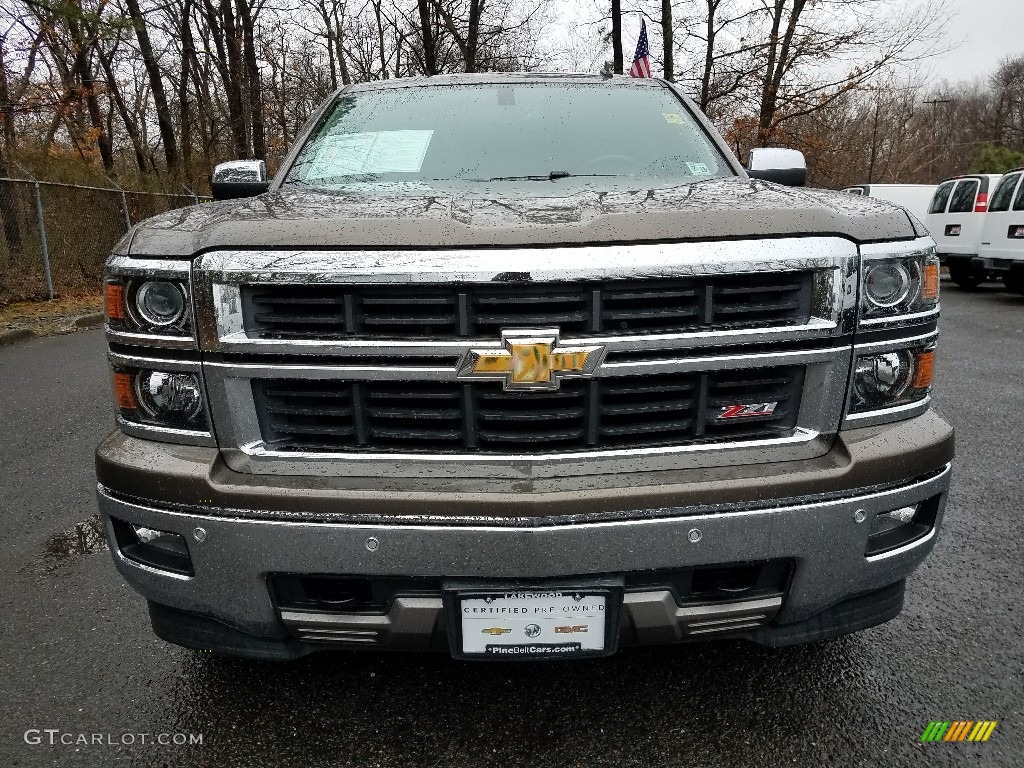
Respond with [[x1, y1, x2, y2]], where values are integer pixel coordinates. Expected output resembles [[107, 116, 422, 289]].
[[193, 237, 861, 478]]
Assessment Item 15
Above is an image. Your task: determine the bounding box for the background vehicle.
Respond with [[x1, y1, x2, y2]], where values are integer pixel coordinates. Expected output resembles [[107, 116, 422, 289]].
[[976, 169, 1024, 294], [841, 184, 936, 225], [925, 173, 1002, 288]]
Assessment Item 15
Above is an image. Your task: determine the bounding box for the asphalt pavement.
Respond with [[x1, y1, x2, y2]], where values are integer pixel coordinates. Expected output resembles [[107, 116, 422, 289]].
[[1, 286, 1021, 768]]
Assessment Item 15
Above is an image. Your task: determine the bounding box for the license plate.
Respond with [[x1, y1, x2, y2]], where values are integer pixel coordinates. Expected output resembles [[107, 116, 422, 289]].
[[1009, 225, 1024, 239], [945, 224, 961, 236], [449, 588, 617, 659]]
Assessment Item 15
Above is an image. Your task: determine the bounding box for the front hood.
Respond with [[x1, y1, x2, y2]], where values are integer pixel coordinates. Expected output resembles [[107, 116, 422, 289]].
[[124, 177, 917, 256]]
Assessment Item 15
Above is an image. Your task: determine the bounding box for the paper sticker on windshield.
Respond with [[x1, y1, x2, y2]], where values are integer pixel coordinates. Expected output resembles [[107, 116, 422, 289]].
[[312, 130, 433, 175], [663, 113, 684, 124], [686, 162, 712, 175]]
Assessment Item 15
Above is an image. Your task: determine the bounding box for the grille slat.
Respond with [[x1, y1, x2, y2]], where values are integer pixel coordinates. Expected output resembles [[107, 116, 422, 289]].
[[253, 367, 803, 454], [477, 409, 585, 421], [712, 301, 802, 316], [478, 426, 587, 442], [242, 272, 814, 340], [252, 313, 348, 325]]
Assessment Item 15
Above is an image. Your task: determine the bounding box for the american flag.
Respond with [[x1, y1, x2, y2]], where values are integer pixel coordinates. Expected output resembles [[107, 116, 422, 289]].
[[628, 19, 651, 78]]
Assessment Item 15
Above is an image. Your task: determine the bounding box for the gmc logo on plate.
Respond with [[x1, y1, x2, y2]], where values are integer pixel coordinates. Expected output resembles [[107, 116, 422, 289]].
[[716, 402, 778, 420]]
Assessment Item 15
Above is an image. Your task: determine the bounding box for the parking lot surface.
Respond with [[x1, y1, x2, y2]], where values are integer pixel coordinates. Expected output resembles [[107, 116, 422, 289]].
[[1, 286, 1021, 767]]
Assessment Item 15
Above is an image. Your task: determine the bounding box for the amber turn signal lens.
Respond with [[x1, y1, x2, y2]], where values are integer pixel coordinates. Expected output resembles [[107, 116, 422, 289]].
[[105, 282, 125, 321], [114, 371, 138, 410], [921, 263, 940, 301], [912, 350, 935, 389]]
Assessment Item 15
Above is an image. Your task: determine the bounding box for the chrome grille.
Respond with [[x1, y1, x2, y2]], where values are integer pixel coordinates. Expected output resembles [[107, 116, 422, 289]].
[[252, 367, 804, 454], [241, 272, 814, 340]]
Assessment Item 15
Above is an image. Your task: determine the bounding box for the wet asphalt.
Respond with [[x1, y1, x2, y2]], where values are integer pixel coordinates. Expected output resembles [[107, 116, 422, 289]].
[[0, 286, 1021, 768]]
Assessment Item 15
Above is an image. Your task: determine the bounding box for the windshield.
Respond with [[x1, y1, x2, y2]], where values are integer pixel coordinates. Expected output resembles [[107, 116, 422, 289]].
[[284, 83, 732, 191]]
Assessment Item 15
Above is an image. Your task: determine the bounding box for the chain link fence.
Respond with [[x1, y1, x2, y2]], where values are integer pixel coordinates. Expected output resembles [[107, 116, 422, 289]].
[[0, 177, 210, 305]]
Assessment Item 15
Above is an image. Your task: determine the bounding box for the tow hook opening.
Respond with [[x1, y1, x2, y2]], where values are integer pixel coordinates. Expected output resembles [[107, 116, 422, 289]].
[[110, 517, 195, 576], [865, 495, 941, 556]]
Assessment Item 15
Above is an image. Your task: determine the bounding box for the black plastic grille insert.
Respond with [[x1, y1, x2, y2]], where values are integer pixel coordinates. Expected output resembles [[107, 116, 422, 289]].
[[253, 367, 804, 454], [242, 272, 814, 340]]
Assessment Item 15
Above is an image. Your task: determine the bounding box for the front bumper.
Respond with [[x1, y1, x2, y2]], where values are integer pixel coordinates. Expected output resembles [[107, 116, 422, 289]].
[[96, 412, 953, 658]]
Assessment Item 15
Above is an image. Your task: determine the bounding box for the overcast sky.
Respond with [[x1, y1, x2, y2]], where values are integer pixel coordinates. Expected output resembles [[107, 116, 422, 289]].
[[926, 0, 1024, 83], [557, 0, 1024, 87]]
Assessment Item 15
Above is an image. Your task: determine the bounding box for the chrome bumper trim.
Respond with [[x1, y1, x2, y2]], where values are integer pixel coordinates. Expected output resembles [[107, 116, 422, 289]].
[[193, 237, 858, 354]]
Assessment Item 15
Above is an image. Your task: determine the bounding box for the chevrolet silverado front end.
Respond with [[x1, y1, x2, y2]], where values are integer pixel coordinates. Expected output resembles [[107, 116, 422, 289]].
[[96, 74, 953, 660]]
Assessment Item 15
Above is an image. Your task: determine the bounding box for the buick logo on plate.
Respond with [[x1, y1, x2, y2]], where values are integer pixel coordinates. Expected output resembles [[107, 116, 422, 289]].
[[524, 624, 542, 638]]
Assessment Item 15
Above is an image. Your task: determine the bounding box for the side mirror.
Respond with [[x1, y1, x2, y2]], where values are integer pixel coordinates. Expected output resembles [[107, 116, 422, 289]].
[[746, 148, 807, 187], [211, 160, 270, 201]]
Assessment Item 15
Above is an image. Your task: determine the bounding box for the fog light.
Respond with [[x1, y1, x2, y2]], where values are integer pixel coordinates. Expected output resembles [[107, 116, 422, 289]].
[[137, 371, 203, 423], [869, 506, 916, 537], [865, 262, 913, 309], [865, 500, 938, 556], [110, 518, 194, 575], [135, 281, 185, 327]]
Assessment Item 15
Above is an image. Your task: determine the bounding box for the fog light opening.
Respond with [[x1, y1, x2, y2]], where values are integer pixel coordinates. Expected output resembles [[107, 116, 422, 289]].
[[865, 497, 940, 556], [110, 518, 194, 575]]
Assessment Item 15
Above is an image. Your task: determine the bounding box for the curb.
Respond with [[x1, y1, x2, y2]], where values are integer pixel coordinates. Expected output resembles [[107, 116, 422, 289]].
[[0, 328, 36, 347], [74, 312, 105, 328]]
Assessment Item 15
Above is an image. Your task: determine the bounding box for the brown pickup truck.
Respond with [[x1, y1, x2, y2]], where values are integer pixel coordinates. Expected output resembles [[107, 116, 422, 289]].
[[97, 73, 953, 660]]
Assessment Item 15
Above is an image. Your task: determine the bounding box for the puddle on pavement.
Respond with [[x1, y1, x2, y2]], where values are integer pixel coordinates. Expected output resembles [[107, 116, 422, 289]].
[[42, 514, 109, 561]]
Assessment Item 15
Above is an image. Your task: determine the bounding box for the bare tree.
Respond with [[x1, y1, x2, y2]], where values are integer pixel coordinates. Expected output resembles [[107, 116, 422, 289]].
[[123, 0, 178, 168]]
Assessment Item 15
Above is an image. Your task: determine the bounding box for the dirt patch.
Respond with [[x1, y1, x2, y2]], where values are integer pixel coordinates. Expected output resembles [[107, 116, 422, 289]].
[[0, 292, 103, 337]]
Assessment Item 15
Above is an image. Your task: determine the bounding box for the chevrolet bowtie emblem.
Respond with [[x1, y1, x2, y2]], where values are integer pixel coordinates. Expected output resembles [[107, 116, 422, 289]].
[[481, 627, 512, 636], [458, 329, 605, 391]]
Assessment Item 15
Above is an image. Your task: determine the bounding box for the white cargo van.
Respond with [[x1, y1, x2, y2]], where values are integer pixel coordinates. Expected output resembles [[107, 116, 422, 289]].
[[924, 174, 1002, 288], [841, 184, 936, 224], [976, 169, 1024, 294]]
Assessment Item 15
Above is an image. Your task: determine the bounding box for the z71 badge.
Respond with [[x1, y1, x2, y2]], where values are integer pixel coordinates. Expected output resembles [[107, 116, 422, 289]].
[[716, 402, 778, 420]]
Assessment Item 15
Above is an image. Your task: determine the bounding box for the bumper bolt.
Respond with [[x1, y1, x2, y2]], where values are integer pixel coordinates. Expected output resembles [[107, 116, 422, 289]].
[[193, 527, 207, 542], [853, 509, 867, 523], [365, 536, 380, 552], [687, 528, 702, 543]]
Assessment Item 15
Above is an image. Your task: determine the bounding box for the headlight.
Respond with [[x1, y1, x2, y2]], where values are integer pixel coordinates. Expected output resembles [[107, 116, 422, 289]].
[[864, 262, 912, 308], [135, 281, 186, 327], [850, 346, 934, 413], [860, 248, 939, 321], [105, 277, 192, 337], [137, 371, 204, 421], [113, 368, 207, 431]]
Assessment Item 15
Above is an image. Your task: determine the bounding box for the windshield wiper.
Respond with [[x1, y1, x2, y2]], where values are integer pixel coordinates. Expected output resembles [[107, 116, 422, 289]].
[[484, 171, 618, 182]]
